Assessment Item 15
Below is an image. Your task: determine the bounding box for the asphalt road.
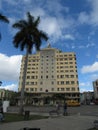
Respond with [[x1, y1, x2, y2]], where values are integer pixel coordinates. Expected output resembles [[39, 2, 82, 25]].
[[68, 105, 98, 116], [1, 105, 98, 130], [8, 105, 98, 116]]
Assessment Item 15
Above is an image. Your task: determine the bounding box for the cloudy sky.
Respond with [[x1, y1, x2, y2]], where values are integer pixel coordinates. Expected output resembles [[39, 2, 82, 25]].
[[0, 0, 98, 92]]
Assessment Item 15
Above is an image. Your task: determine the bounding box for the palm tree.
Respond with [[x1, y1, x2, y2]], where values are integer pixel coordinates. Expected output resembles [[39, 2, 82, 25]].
[[0, 81, 2, 86], [12, 12, 48, 114], [0, 13, 9, 40], [0, 14, 9, 88]]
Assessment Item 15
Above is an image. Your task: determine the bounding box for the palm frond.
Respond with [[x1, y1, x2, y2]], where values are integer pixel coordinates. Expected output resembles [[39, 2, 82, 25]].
[[34, 16, 40, 27], [13, 20, 27, 29], [27, 12, 34, 26], [0, 13, 9, 23], [12, 11, 48, 54], [39, 30, 48, 41]]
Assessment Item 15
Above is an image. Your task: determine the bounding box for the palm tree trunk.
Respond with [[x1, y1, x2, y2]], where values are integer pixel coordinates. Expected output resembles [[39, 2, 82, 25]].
[[19, 49, 29, 115]]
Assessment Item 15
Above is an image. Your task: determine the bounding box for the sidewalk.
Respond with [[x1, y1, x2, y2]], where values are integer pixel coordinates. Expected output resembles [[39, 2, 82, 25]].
[[0, 115, 97, 130]]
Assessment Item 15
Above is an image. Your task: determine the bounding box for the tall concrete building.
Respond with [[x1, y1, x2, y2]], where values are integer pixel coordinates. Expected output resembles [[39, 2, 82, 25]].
[[93, 79, 98, 99], [19, 45, 80, 105]]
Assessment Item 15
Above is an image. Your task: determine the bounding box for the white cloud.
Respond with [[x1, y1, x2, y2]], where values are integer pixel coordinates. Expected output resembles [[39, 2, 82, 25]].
[[80, 88, 93, 92], [96, 55, 98, 58], [90, 0, 98, 25], [30, 8, 45, 17], [0, 53, 22, 81], [86, 43, 95, 48], [64, 34, 75, 40], [79, 82, 90, 87], [2, 0, 76, 44], [78, 45, 85, 49], [90, 74, 98, 81], [85, 53, 90, 57], [81, 62, 98, 73], [23, 0, 32, 3], [78, 12, 89, 24], [41, 17, 59, 36], [3, 0, 17, 5], [44, 0, 69, 16], [79, 82, 93, 92], [40, 17, 62, 42], [0, 84, 18, 92], [78, 43, 95, 49], [78, 0, 98, 26]]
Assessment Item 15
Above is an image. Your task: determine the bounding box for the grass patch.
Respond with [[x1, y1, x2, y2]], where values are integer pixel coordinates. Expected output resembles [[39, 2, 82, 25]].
[[2, 113, 48, 123]]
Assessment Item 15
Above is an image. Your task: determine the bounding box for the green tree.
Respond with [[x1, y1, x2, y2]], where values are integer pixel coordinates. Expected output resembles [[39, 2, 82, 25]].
[[12, 12, 48, 114], [0, 13, 9, 40]]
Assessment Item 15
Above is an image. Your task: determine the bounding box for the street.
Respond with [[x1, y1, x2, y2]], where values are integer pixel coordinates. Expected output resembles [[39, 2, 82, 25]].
[[8, 105, 98, 116]]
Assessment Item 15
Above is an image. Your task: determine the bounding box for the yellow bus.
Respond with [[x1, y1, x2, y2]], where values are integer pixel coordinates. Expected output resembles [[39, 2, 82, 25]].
[[66, 100, 80, 107]]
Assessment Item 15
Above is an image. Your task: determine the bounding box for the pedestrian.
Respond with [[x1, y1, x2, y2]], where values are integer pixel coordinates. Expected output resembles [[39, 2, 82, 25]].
[[63, 102, 68, 116], [56, 102, 60, 115], [0, 107, 4, 121]]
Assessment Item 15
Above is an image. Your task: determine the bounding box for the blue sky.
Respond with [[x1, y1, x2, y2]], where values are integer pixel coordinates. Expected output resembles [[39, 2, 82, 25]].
[[0, 0, 98, 92]]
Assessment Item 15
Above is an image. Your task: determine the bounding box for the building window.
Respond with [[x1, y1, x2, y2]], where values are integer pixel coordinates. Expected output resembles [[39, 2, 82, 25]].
[[70, 75, 74, 78], [61, 81, 64, 84], [51, 88, 54, 91], [45, 89, 48, 92], [27, 76, 30, 79], [40, 88, 42, 91], [31, 82, 34, 85], [69, 62, 73, 64], [35, 82, 37, 85], [57, 88, 60, 91], [66, 81, 70, 84], [61, 88, 64, 91], [46, 75, 48, 79], [41, 76, 43, 79], [30, 88, 34, 91], [77, 87, 79, 91], [57, 75, 59, 78], [60, 75, 64, 78], [96, 81, 98, 86], [26, 82, 30, 85], [51, 81, 54, 85], [35, 88, 37, 91], [65, 75, 69, 78], [26, 88, 29, 91], [31, 76, 35, 79], [52, 75, 54, 78], [40, 82, 43, 85], [71, 81, 75, 84], [66, 88, 70, 91], [96, 87, 98, 92], [57, 81, 59, 85], [71, 88, 75, 91]]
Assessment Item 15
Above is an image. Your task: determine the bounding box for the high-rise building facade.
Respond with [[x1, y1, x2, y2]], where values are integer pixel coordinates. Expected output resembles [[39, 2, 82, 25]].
[[93, 79, 98, 99], [19, 45, 80, 105]]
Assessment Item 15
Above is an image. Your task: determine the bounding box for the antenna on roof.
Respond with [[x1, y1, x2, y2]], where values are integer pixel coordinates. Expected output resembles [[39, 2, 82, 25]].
[[47, 43, 51, 48]]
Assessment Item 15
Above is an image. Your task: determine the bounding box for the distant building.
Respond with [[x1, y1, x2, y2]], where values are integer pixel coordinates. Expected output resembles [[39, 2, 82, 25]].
[[93, 79, 98, 99], [0, 89, 19, 105], [18, 45, 80, 105], [80, 92, 94, 105], [0, 89, 12, 100]]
